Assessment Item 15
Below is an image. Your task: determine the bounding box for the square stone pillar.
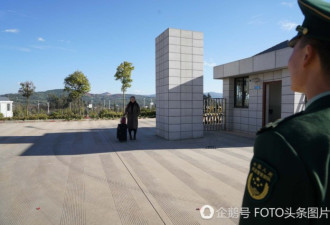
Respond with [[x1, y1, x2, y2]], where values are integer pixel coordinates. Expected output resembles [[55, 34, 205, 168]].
[[155, 28, 204, 140]]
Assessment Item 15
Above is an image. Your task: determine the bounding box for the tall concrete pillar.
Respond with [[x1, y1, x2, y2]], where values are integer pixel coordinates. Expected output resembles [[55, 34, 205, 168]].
[[155, 28, 204, 140]]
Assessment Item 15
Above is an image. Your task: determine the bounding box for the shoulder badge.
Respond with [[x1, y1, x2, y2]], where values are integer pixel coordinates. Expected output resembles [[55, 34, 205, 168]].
[[257, 111, 304, 135], [247, 158, 277, 201], [256, 121, 279, 134]]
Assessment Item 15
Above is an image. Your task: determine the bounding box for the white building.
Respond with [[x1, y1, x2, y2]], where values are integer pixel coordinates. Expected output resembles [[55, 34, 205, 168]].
[[213, 41, 305, 135], [0, 97, 13, 118], [156, 28, 204, 140]]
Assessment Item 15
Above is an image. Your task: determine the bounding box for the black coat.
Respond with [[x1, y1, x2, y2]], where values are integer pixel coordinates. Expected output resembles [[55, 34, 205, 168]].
[[125, 102, 140, 130]]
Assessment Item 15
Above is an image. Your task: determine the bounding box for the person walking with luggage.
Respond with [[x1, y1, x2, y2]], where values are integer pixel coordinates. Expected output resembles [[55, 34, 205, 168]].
[[125, 96, 140, 140]]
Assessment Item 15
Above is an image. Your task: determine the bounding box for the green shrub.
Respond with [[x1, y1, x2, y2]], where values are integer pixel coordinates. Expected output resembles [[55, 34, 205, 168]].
[[26, 114, 38, 120], [12, 116, 24, 120], [0, 113, 11, 121], [89, 111, 99, 119], [49, 111, 63, 119], [4, 108, 155, 121], [13, 114, 48, 120], [139, 109, 156, 118], [37, 113, 48, 120], [48, 111, 82, 120], [99, 109, 122, 119], [63, 112, 83, 120], [13, 105, 25, 118]]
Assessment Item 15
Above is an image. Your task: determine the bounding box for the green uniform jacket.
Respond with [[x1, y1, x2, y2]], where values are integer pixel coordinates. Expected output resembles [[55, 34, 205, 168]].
[[240, 95, 330, 225]]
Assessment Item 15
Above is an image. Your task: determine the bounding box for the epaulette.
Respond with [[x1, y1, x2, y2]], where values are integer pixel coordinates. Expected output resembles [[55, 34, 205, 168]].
[[256, 111, 304, 135]]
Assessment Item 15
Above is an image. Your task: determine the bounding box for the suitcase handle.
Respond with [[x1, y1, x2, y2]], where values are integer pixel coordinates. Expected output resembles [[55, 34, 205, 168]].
[[120, 116, 126, 124]]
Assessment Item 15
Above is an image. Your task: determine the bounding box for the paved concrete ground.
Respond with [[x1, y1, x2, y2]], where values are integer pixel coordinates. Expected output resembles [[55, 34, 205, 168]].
[[0, 119, 254, 225]]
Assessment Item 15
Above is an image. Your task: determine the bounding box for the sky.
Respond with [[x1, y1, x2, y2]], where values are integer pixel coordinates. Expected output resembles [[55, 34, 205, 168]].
[[0, 0, 303, 95]]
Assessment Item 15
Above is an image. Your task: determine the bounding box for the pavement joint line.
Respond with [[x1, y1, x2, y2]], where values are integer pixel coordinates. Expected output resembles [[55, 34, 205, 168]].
[[122, 152, 200, 225], [97, 126, 167, 225], [119, 152, 207, 206]]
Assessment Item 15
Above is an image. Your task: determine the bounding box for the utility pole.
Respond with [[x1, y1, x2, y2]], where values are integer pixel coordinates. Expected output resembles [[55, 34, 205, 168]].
[[37, 100, 40, 114], [144, 98, 145, 108], [47, 102, 49, 114], [109, 100, 110, 110], [103, 99, 105, 108]]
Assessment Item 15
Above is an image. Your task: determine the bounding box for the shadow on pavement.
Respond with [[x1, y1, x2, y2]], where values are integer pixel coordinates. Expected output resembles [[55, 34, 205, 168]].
[[0, 127, 255, 156]]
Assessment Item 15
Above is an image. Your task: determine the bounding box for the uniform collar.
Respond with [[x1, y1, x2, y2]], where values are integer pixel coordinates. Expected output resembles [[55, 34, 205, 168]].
[[305, 91, 330, 110]]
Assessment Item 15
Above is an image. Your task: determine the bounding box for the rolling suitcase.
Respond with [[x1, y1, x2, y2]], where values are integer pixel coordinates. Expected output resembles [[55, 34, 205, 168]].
[[117, 117, 127, 142]]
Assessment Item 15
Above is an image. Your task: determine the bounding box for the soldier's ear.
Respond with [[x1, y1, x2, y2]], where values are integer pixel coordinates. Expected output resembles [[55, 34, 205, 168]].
[[303, 44, 317, 68]]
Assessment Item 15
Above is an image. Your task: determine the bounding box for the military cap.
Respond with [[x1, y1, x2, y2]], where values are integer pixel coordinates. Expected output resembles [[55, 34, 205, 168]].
[[288, 0, 330, 47]]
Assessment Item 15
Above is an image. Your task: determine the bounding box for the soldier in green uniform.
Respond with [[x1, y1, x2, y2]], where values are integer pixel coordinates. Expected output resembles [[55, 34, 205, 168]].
[[240, 0, 330, 224]]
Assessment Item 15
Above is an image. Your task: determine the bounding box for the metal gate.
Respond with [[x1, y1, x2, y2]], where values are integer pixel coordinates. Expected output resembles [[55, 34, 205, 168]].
[[203, 98, 226, 131]]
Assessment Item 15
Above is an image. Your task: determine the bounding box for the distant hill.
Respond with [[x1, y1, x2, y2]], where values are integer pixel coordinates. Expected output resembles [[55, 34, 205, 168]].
[[0, 89, 156, 108], [206, 92, 223, 98], [2, 89, 68, 105], [1, 89, 223, 108], [98, 92, 112, 96], [148, 92, 223, 98]]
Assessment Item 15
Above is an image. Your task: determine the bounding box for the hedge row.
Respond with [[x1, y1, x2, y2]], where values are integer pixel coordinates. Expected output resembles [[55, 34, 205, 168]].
[[140, 110, 156, 118], [0, 112, 83, 121], [0, 109, 156, 121], [88, 109, 156, 119]]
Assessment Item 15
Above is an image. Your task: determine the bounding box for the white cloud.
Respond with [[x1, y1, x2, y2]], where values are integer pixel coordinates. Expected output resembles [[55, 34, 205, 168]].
[[279, 21, 298, 31], [59, 39, 71, 44], [3, 29, 19, 33], [204, 61, 216, 68], [37, 37, 45, 42], [0, 45, 30, 52], [248, 14, 266, 25], [281, 1, 294, 8], [31, 45, 46, 50], [17, 47, 30, 52], [30, 45, 75, 52], [130, 89, 145, 95]]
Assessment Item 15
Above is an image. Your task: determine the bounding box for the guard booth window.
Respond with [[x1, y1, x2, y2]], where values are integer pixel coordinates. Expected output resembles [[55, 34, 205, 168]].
[[234, 77, 249, 108], [7, 103, 10, 111]]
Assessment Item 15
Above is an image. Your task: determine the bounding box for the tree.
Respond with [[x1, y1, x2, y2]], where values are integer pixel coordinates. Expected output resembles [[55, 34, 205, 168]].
[[47, 94, 60, 109], [47, 93, 69, 111], [114, 61, 134, 112], [64, 71, 91, 115], [18, 81, 35, 116]]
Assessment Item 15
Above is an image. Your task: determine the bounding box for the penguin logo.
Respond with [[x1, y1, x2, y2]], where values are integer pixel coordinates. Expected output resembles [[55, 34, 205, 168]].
[[200, 205, 214, 219]]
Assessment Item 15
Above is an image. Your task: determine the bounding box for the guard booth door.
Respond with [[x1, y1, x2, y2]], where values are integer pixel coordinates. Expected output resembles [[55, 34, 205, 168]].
[[263, 81, 282, 126]]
